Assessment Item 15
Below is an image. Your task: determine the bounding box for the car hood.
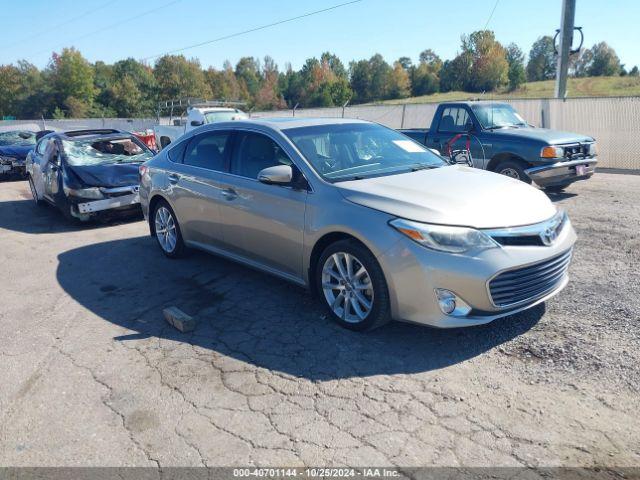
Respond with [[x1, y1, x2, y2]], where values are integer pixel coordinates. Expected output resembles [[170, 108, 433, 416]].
[[66, 162, 141, 188], [336, 165, 557, 229], [491, 127, 594, 145], [0, 145, 34, 159]]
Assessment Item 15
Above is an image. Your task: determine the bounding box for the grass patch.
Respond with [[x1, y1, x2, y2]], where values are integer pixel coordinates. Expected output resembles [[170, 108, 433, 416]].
[[372, 76, 640, 105]]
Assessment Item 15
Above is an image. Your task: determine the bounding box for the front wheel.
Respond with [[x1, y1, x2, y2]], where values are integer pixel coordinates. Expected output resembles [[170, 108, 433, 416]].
[[316, 240, 391, 331], [153, 200, 186, 258], [494, 159, 532, 184]]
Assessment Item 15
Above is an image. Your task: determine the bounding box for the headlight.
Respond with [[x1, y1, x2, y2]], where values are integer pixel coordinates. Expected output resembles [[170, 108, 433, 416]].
[[541, 146, 564, 159], [63, 186, 104, 199], [390, 218, 499, 253], [588, 142, 597, 156]]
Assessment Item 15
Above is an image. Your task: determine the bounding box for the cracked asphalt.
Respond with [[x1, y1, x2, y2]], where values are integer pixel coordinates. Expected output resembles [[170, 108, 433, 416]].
[[0, 173, 638, 468]]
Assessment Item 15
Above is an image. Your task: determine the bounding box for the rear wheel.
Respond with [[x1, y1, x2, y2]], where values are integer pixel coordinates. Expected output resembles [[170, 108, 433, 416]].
[[153, 200, 186, 258], [495, 159, 532, 184], [316, 240, 391, 331]]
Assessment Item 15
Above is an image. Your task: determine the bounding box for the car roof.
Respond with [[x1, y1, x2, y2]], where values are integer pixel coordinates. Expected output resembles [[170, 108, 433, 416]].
[[205, 117, 372, 132], [49, 129, 135, 142]]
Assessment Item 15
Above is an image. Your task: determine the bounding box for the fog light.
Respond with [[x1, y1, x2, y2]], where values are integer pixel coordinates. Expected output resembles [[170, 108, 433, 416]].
[[434, 289, 472, 317]]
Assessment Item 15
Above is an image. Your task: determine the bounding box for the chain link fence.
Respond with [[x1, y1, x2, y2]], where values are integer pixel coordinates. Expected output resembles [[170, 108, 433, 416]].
[[1, 97, 638, 169]]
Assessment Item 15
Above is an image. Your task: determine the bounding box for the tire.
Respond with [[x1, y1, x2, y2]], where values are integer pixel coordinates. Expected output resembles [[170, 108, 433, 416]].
[[544, 184, 569, 193], [494, 159, 532, 184], [28, 175, 43, 206], [152, 199, 186, 258], [316, 239, 391, 331]]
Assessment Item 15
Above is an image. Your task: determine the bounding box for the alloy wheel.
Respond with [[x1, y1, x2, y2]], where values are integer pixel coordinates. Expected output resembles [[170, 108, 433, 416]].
[[321, 252, 374, 324], [155, 206, 177, 253]]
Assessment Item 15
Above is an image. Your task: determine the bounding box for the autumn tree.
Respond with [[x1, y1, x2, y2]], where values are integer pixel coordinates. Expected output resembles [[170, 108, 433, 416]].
[[387, 61, 411, 99]]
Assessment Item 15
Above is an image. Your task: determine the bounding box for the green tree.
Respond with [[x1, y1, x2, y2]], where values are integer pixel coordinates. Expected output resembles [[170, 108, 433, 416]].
[[629, 66, 639, 77], [587, 42, 621, 76], [411, 49, 442, 96], [106, 58, 157, 116], [348, 59, 371, 103], [235, 57, 261, 100], [506, 43, 526, 90], [48, 47, 95, 117], [153, 55, 211, 101], [0, 65, 21, 117], [526, 36, 556, 81]]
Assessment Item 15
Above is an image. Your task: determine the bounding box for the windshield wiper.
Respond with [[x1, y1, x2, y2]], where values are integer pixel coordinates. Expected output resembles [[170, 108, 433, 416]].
[[409, 164, 437, 171]]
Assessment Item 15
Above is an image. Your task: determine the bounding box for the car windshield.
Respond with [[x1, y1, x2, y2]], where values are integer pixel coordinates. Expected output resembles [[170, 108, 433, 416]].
[[204, 110, 248, 123], [284, 123, 446, 182], [472, 104, 527, 129], [0, 131, 36, 146], [62, 137, 153, 166]]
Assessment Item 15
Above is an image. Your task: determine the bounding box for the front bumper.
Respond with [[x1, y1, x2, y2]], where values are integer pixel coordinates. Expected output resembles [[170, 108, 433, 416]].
[[75, 187, 140, 215], [525, 158, 597, 188], [377, 219, 577, 328]]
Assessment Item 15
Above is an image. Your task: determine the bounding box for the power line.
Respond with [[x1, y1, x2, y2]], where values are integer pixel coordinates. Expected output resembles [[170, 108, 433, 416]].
[[484, 0, 500, 30], [25, 0, 182, 61], [3, 0, 119, 50], [140, 0, 363, 62]]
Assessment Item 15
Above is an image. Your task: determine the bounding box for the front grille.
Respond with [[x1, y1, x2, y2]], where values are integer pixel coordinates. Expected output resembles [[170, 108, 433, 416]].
[[563, 143, 593, 160], [488, 249, 572, 307], [491, 235, 544, 247]]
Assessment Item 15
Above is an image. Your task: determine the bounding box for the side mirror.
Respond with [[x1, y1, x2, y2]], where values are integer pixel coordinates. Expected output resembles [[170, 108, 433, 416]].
[[465, 120, 474, 132], [190, 120, 204, 127], [258, 165, 293, 185]]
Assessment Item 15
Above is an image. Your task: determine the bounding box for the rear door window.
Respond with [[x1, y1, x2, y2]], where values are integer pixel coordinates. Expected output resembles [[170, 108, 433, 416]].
[[183, 131, 231, 171]]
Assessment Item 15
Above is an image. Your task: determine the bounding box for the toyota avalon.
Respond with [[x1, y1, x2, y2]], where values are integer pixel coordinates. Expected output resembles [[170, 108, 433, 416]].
[[139, 118, 576, 331]]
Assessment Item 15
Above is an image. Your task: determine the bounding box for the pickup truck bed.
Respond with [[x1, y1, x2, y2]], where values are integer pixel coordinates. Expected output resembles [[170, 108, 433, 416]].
[[398, 129, 429, 144]]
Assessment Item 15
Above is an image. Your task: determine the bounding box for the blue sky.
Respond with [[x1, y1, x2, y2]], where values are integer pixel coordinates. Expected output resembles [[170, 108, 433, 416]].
[[1, 0, 638, 71]]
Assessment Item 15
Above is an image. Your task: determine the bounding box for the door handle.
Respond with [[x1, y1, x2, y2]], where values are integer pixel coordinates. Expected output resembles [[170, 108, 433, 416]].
[[220, 188, 238, 200], [168, 173, 180, 185]]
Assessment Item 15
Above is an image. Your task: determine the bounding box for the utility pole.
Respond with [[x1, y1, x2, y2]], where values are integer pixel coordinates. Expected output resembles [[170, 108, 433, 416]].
[[555, 0, 576, 99]]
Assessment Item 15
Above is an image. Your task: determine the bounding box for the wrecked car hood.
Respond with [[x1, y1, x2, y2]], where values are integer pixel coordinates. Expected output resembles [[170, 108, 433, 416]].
[[0, 145, 34, 160], [336, 165, 557, 229], [66, 162, 141, 188]]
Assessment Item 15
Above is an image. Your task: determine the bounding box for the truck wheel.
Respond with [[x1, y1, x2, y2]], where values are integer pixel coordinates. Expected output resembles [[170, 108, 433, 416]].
[[495, 160, 532, 184]]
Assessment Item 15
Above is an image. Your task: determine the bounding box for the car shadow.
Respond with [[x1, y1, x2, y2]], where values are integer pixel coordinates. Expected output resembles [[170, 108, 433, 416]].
[[545, 191, 578, 201], [56, 236, 544, 380], [0, 197, 142, 234]]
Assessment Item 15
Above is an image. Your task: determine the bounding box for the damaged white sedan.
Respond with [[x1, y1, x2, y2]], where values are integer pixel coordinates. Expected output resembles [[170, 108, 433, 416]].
[[26, 129, 154, 221]]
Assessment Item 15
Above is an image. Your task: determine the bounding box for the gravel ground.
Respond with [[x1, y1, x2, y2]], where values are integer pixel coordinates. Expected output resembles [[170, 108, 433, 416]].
[[0, 174, 638, 468]]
